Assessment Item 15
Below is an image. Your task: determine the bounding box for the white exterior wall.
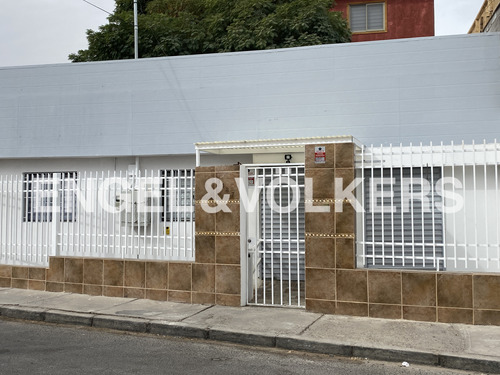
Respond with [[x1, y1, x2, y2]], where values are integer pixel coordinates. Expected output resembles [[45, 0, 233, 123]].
[[0, 33, 499, 160]]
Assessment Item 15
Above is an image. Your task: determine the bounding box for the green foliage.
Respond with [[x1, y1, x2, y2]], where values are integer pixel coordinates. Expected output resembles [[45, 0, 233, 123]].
[[69, 0, 350, 62]]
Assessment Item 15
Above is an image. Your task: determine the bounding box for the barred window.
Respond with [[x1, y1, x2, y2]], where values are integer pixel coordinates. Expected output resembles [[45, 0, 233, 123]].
[[23, 172, 77, 222], [161, 169, 195, 222]]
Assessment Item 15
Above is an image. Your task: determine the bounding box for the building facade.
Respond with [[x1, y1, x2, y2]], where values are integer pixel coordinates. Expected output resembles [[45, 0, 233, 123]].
[[0, 33, 500, 325], [333, 0, 435, 42], [469, 0, 500, 33]]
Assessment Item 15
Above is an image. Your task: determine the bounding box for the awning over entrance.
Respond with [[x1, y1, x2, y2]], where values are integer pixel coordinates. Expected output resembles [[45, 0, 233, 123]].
[[194, 135, 362, 166]]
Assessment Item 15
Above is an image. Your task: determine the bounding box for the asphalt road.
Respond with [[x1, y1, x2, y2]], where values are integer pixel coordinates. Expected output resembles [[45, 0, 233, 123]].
[[0, 319, 483, 375]]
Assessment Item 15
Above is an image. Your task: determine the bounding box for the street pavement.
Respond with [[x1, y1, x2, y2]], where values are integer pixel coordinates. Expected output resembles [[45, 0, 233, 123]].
[[0, 319, 479, 375], [0, 288, 499, 373]]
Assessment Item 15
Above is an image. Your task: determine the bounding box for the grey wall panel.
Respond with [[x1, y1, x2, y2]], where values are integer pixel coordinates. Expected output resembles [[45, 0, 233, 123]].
[[0, 33, 499, 158]]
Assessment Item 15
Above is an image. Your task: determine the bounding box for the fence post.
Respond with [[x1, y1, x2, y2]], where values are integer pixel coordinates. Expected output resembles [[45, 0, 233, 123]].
[[50, 173, 60, 258]]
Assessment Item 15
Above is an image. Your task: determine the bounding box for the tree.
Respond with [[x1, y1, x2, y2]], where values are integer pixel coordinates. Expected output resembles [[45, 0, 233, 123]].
[[69, 0, 351, 62]]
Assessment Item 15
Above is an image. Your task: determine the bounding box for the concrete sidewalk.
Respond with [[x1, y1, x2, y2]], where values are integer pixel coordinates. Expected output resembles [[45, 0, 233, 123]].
[[1, 288, 499, 374]]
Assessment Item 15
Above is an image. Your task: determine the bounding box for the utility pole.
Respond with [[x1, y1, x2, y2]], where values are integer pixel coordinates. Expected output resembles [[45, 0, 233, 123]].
[[134, 0, 139, 59]]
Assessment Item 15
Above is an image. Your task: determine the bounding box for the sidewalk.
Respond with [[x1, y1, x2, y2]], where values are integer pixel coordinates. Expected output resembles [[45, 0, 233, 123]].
[[1, 288, 499, 374]]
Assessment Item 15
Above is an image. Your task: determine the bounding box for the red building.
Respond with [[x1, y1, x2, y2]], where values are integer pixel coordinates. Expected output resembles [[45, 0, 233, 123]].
[[333, 0, 435, 42]]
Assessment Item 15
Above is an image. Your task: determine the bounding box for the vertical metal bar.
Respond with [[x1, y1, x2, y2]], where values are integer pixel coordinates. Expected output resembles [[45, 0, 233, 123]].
[[420, 142, 425, 268], [496, 139, 500, 269], [380, 144, 385, 267], [156, 170, 161, 259], [294, 167, 299, 306], [400, 144, 405, 267], [462, 142, 468, 269], [279, 168, 283, 306], [390, 144, 395, 267], [0, 175, 3, 263], [35, 174, 41, 263], [124, 171, 129, 259], [483, 140, 489, 270], [0, 175, 4, 263], [287, 167, 292, 306], [370, 144, 376, 266], [149, 170, 154, 259], [138, 169, 142, 259], [450, 141, 457, 269], [410, 143, 415, 267], [191, 169, 195, 260], [13, 175, 19, 263], [99, 171, 104, 257], [182, 169, 186, 259], [439, 141, 447, 271], [255, 168, 260, 304], [118, 171, 123, 258], [472, 141, 479, 269], [431, 142, 437, 269], [162, 170, 167, 259], [92, 171, 97, 256], [105, 170, 110, 255], [360, 145, 366, 268], [82, 172, 87, 256], [176, 170, 181, 259], [271, 167, 276, 305]]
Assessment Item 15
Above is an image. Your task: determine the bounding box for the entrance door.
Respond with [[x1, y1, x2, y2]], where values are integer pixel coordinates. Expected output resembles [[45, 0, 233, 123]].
[[242, 164, 305, 307]]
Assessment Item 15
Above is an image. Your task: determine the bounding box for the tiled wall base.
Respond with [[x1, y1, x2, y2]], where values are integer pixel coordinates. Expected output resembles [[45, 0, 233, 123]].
[[0, 257, 240, 306], [304, 268, 500, 325]]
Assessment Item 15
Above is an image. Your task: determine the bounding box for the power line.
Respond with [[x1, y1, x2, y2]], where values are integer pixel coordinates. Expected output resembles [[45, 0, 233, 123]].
[[82, 0, 112, 15]]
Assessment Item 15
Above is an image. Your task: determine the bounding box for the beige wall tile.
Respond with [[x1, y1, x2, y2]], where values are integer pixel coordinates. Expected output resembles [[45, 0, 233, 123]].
[[29, 268, 46, 281], [306, 237, 335, 269], [402, 273, 436, 306], [168, 263, 192, 291], [145, 262, 168, 290], [215, 236, 240, 265], [46, 282, 64, 293], [103, 260, 124, 286], [437, 274, 472, 308], [192, 264, 215, 293], [168, 291, 191, 303], [369, 304, 402, 319], [368, 271, 402, 305], [124, 261, 146, 288], [337, 302, 368, 317], [83, 259, 103, 285], [12, 267, 29, 279], [215, 265, 240, 295], [47, 257, 64, 282], [305, 268, 335, 301], [192, 292, 215, 305], [64, 258, 83, 284], [305, 299, 336, 314], [195, 236, 216, 264], [473, 275, 500, 310], [403, 306, 437, 322], [438, 308, 473, 324], [337, 270, 367, 303]]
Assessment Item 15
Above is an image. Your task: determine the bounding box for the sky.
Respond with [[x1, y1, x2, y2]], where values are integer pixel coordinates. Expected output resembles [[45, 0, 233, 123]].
[[0, 0, 487, 68]]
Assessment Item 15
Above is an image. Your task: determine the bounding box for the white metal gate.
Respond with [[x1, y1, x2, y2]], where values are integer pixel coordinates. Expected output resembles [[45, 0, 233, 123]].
[[242, 165, 305, 308]]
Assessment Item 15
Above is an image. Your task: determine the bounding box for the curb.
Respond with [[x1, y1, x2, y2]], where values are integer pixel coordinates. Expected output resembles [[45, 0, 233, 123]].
[[1, 305, 499, 374]]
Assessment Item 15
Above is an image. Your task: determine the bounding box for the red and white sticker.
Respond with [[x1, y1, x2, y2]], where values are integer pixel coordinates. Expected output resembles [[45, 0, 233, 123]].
[[315, 146, 326, 164]]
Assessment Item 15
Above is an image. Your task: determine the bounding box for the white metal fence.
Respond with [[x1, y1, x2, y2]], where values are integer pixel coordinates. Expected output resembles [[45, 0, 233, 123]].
[[0, 169, 195, 267], [356, 141, 500, 273]]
